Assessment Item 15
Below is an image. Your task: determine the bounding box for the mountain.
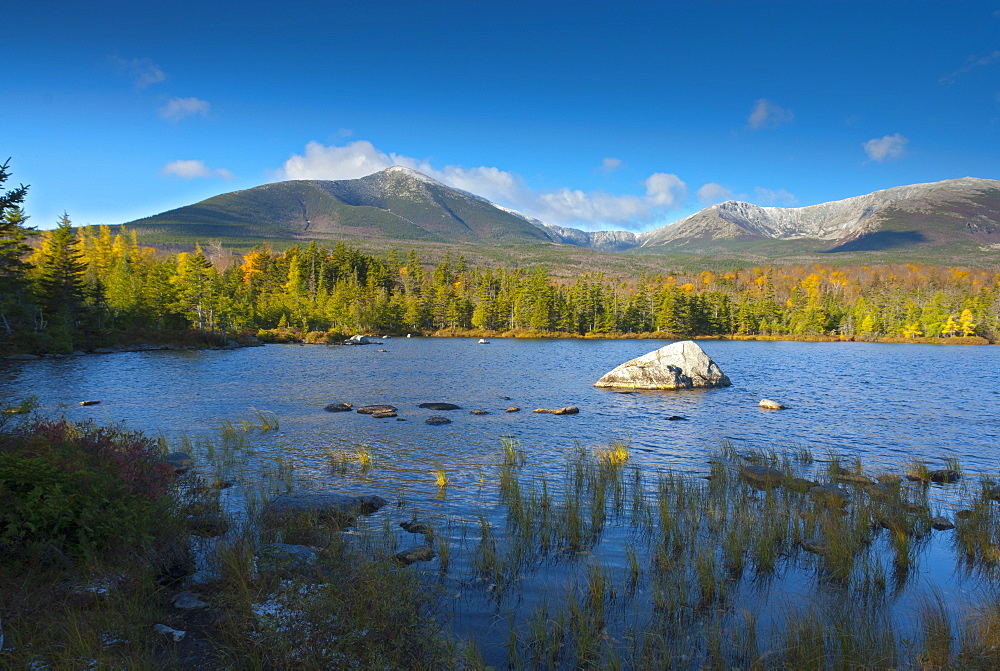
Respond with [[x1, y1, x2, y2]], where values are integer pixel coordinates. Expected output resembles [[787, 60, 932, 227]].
[[127, 166, 558, 246], [631, 177, 1000, 255], [125, 169, 999, 263]]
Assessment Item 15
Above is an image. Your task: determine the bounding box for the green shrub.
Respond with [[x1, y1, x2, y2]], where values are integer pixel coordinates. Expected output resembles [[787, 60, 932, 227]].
[[0, 418, 177, 567]]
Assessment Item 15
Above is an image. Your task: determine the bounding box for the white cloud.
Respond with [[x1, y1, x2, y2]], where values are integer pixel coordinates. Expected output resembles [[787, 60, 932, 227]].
[[754, 187, 798, 206], [643, 173, 688, 207], [159, 97, 211, 122], [111, 56, 166, 89], [863, 133, 909, 162], [282, 140, 393, 180], [161, 160, 232, 180], [747, 98, 794, 130], [600, 157, 624, 174], [697, 182, 734, 204], [279, 141, 689, 229]]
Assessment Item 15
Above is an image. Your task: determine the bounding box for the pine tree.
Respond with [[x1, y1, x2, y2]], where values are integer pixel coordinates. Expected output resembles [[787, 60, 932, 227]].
[[35, 213, 87, 333], [0, 160, 35, 338]]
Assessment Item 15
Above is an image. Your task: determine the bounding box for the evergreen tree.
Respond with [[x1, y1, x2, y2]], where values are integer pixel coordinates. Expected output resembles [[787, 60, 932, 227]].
[[0, 161, 34, 338], [35, 213, 87, 325]]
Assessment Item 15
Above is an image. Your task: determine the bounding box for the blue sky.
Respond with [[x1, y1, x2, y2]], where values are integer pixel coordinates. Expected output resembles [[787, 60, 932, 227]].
[[5, 1, 999, 231]]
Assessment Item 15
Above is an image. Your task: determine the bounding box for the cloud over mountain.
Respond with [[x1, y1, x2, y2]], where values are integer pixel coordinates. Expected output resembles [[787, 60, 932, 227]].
[[863, 133, 908, 162], [279, 140, 688, 229]]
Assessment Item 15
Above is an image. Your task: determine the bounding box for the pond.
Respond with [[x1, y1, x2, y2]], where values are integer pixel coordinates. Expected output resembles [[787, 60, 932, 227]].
[[2, 338, 998, 664]]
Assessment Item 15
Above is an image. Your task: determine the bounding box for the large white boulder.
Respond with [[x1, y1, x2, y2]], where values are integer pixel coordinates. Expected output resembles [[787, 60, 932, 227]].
[[594, 340, 731, 390]]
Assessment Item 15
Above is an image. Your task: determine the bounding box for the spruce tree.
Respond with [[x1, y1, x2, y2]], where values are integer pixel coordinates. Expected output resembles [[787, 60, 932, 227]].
[[0, 160, 35, 338], [35, 213, 87, 347]]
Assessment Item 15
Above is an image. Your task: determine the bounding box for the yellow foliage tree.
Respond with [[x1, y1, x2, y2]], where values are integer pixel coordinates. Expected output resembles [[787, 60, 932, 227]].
[[960, 309, 976, 337]]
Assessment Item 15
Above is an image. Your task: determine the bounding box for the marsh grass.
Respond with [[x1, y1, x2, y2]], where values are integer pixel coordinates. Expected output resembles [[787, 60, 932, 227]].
[[13, 412, 1000, 669], [356, 446, 375, 473]]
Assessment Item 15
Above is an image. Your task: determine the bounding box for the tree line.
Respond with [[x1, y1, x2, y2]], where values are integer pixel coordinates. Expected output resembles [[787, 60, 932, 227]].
[[2, 163, 997, 353]]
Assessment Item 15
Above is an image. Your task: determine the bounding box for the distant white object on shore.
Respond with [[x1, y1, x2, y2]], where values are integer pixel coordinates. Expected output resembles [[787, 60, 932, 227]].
[[478, 338, 490, 344]]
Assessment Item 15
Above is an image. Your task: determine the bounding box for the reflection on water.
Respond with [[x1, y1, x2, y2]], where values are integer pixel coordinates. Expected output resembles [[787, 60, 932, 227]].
[[2, 339, 998, 662], [2, 339, 997, 493]]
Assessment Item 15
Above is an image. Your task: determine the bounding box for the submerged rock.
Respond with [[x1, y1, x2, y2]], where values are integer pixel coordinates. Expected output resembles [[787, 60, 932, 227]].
[[594, 340, 731, 390], [533, 406, 580, 415], [79, 399, 101, 406], [394, 545, 435, 566], [324, 402, 353, 412], [400, 520, 432, 535], [164, 452, 194, 475], [371, 411, 397, 418], [425, 416, 452, 425], [470, 409, 489, 415], [418, 402, 461, 410], [809, 485, 850, 506], [740, 465, 784, 488], [931, 516, 955, 531], [666, 415, 687, 421], [263, 493, 387, 527]]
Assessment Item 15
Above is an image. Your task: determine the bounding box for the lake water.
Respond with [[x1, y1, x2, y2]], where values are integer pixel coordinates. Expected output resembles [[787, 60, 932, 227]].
[[2, 338, 997, 482], [3, 338, 998, 663]]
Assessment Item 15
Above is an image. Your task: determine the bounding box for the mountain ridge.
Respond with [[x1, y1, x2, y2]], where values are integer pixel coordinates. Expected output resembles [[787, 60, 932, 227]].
[[125, 169, 999, 261]]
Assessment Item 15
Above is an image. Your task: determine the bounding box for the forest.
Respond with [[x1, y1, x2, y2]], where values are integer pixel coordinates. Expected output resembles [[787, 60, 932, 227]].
[[2, 163, 997, 353]]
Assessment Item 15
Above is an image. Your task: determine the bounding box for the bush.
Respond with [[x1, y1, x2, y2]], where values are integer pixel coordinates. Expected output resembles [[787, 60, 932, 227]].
[[0, 418, 177, 567]]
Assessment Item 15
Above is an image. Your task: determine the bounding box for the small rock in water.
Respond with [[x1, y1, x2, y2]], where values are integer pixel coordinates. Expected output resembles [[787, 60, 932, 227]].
[[667, 415, 686, 421], [505, 407, 520, 413], [400, 520, 431, 535], [324, 403, 353, 412], [740, 465, 784, 488], [800, 538, 827, 555], [929, 469, 960, 483], [79, 400, 101, 406], [394, 544, 436, 566], [356, 404, 397, 415], [425, 416, 451, 425], [153, 624, 186, 642], [371, 411, 397, 418], [418, 402, 461, 410], [931, 516, 955, 531], [956, 509, 973, 520], [470, 409, 489, 415], [758, 399, 785, 410], [377, 349, 388, 353], [499, 396, 512, 401], [809, 485, 850, 506], [533, 406, 579, 415], [835, 472, 874, 486], [212, 479, 236, 489]]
